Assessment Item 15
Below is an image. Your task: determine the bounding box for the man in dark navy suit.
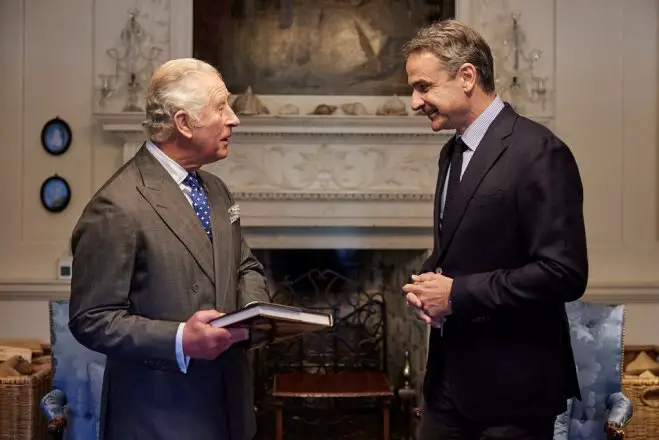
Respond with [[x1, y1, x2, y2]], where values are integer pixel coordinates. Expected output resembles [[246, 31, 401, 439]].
[[401, 20, 588, 440]]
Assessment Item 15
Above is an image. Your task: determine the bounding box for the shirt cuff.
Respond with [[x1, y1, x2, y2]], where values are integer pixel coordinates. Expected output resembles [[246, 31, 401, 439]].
[[175, 322, 190, 374]]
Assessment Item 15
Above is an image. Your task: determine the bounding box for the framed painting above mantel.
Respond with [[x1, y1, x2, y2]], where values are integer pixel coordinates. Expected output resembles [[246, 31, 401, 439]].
[[191, 0, 457, 116]]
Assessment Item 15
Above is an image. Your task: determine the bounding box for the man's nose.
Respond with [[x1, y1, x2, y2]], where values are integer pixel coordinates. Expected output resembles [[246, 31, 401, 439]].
[[410, 91, 424, 111], [227, 105, 240, 127]]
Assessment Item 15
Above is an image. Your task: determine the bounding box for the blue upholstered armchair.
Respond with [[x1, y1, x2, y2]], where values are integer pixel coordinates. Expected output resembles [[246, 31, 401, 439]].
[[412, 301, 634, 440], [40, 300, 106, 440], [553, 301, 633, 440]]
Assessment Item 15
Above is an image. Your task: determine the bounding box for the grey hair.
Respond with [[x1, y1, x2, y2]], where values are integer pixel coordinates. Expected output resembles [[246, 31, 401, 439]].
[[402, 19, 496, 94], [142, 58, 223, 143]]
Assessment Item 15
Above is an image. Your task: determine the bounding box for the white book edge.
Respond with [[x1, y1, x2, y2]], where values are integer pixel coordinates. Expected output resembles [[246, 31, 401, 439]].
[[210, 303, 333, 329]]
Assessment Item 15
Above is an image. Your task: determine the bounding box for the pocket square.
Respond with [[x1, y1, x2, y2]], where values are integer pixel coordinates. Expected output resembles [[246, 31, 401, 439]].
[[228, 204, 240, 224]]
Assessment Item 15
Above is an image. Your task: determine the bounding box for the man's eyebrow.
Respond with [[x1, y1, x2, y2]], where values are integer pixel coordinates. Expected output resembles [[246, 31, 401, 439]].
[[220, 93, 232, 108], [410, 80, 430, 87]]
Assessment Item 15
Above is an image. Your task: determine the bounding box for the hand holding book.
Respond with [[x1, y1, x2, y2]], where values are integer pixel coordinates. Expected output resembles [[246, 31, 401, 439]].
[[209, 302, 334, 349]]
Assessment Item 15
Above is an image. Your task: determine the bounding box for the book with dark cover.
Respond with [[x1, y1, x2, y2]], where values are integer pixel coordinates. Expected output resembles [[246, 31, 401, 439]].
[[209, 301, 334, 347]]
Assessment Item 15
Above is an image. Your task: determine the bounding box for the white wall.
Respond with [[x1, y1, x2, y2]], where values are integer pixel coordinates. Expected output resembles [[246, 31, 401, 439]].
[[1, 0, 659, 344]]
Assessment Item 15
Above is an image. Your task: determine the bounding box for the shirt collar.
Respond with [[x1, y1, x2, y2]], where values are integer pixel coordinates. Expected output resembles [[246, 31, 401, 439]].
[[457, 95, 505, 152], [145, 140, 189, 185]]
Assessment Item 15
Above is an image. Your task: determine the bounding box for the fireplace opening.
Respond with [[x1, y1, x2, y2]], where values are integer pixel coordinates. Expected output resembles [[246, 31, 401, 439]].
[[250, 249, 429, 440]]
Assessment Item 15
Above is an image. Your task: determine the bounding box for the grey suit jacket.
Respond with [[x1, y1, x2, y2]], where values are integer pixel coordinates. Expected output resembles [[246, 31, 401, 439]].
[[68, 145, 269, 440]]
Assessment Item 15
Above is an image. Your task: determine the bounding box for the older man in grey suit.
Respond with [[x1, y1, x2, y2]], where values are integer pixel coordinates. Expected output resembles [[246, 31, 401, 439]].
[[68, 58, 270, 440]]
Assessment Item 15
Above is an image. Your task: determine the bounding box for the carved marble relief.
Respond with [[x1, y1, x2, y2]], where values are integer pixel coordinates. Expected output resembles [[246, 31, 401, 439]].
[[204, 142, 440, 198]]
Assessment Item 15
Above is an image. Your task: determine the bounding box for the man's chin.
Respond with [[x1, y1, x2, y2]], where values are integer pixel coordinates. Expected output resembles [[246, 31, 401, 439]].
[[215, 143, 229, 159], [429, 117, 447, 132]]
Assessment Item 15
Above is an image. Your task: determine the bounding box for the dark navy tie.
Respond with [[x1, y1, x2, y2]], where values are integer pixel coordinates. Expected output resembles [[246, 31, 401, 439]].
[[183, 173, 212, 241], [439, 138, 467, 245]]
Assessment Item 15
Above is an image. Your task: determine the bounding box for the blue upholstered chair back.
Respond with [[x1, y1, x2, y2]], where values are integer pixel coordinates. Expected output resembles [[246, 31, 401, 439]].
[[49, 299, 106, 440], [556, 301, 625, 440]]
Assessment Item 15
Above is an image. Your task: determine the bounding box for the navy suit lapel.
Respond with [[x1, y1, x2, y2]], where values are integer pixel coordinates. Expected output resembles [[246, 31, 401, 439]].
[[437, 105, 516, 263], [421, 137, 455, 273]]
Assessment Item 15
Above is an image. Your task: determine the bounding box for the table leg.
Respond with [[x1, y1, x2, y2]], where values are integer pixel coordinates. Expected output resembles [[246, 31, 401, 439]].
[[276, 402, 283, 440], [383, 398, 390, 440]]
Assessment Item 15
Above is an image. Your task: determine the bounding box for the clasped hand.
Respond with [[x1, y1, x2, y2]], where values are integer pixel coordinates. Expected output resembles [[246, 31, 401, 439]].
[[182, 310, 249, 360], [402, 272, 453, 324]]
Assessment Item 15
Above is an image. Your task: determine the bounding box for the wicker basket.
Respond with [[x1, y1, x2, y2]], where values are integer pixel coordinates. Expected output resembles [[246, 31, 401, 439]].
[[0, 363, 52, 440], [622, 345, 659, 440]]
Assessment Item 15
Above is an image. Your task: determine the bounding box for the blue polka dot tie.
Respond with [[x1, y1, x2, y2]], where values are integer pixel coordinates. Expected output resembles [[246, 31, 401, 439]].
[[183, 173, 212, 241]]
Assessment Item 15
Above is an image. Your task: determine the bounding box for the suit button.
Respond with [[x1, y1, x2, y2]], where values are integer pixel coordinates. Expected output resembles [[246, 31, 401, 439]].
[[192, 283, 200, 293]]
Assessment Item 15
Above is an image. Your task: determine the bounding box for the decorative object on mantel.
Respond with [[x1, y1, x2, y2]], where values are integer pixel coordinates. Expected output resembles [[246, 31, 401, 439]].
[[340, 102, 369, 116], [277, 103, 300, 116], [492, 11, 549, 112], [376, 95, 408, 116], [309, 103, 338, 115], [231, 85, 270, 115], [40, 175, 71, 213], [40, 117, 71, 156], [96, 8, 163, 112]]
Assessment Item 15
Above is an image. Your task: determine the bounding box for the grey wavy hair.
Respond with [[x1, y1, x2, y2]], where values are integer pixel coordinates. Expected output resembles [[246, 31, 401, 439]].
[[402, 19, 496, 94], [142, 58, 223, 143]]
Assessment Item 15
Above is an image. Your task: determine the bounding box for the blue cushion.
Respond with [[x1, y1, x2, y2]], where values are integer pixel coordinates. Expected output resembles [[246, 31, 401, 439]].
[[553, 398, 573, 440], [87, 361, 105, 439], [564, 301, 624, 440], [49, 300, 106, 440]]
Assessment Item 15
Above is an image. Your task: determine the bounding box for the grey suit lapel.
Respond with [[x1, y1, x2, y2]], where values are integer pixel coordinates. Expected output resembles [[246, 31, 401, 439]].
[[134, 146, 216, 284], [198, 170, 234, 310]]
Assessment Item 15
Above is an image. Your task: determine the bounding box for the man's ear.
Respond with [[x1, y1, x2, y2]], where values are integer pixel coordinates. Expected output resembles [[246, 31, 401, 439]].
[[459, 63, 477, 94], [173, 110, 193, 139]]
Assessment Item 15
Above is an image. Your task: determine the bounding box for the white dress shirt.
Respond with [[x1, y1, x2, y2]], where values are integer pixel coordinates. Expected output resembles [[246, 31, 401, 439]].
[[439, 95, 505, 221]]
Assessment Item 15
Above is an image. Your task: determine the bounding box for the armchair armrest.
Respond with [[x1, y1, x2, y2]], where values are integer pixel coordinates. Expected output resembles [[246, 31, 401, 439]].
[[605, 392, 633, 440], [40, 389, 67, 436]]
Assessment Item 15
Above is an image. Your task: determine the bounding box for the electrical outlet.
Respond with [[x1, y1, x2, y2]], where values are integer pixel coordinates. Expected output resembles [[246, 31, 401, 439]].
[[57, 255, 73, 280]]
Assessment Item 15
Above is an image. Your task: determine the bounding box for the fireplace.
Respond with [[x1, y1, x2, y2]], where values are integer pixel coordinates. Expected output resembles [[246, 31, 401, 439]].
[[249, 248, 429, 440], [253, 249, 429, 385]]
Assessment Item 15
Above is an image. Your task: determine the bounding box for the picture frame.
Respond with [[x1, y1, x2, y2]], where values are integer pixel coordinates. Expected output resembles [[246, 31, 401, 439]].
[[40, 175, 71, 213], [192, 0, 456, 98], [41, 117, 72, 156]]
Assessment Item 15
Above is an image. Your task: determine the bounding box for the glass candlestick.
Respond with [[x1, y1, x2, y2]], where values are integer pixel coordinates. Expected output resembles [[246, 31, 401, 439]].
[[123, 73, 143, 112]]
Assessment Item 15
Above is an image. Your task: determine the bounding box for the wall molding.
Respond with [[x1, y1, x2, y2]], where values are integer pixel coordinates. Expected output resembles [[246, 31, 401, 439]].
[[0, 280, 71, 301], [584, 284, 659, 304], [1, 280, 659, 303]]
